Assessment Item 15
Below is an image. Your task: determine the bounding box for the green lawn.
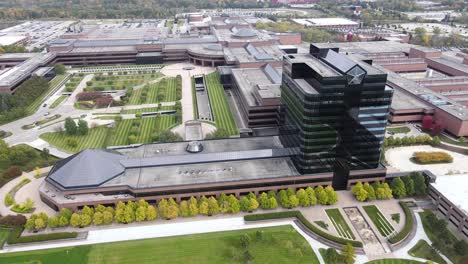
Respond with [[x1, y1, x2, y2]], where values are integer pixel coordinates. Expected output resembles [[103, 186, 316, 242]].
[[40, 115, 179, 152], [387, 126, 411, 134], [121, 105, 174, 114], [127, 76, 180, 105], [366, 259, 425, 264], [0, 228, 11, 249], [204, 72, 238, 136], [440, 134, 468, 147], [0, 225, 319, 264], [26, 74, 69, 114], [363, 205, 395, 237], [408, 240, 446, 264], [325, 208, 355, 240], [50, 96, 68, 109]]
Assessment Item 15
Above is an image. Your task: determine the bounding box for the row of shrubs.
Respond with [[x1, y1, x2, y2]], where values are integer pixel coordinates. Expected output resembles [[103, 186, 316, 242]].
[[24, 186, 339, 231], [7, 227, 77, 244], [244, 211, 363, 248], [388, 202, 414, 244], [384, 135, 440, 147], [412, 151, 453, 164]]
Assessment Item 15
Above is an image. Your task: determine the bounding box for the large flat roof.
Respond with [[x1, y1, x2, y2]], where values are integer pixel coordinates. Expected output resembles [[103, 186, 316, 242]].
[[431, 175, 468, 215]]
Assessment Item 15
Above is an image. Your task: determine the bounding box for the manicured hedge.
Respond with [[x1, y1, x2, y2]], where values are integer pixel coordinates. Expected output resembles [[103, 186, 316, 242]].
[[388, 201, 414, 244], [412, 151, 453, 164], [7, 227, 78, 244], [244, 211, 363, 247]]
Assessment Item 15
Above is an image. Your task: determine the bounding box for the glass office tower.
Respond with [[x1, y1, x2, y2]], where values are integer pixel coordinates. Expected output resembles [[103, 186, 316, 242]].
[[280, 45, 393, 190]]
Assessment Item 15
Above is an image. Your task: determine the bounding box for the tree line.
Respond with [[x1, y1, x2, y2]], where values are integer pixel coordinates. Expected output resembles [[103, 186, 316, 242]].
[[351, 172, 427, 202], [24, 186, 339, 231]]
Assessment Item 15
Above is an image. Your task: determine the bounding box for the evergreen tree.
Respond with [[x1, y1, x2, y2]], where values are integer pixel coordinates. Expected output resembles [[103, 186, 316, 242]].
[[35, 218, 46, 230], [103, 211, 113, 224], [48, 216, 59, 228], [124, 203, 135, 223], [316, 186, 328, 205], [70, 213, 81, 227], [81, 205, 94, 217], [64, 117, 77, 135], [258, 192, 270, 209], [278, 189, 290, 208], [240, 196, 251, 212], [199, 201, 209, 216], [80, 214, 92, 227], [289, 195, 299, 208], [188, 197, 199, 216], [136, 206, 146, 222], [158, 199, 169, 219], [412, 173, 427, 195], [227, 195, 240, 214], [391, 177, 407, 198], [93, 212, 104, 225], [58, 216, 69, 227], [77, 119, 89, 135], [325, 186, 338, 205], [297, 189, 310, 207], [269, 197, 278, 209], [248, 198, 259, 212], [353, 184, 368, 202], [166, 204, 179, 219], [341, 243, 355, 264], [402, 176, 415, 196]]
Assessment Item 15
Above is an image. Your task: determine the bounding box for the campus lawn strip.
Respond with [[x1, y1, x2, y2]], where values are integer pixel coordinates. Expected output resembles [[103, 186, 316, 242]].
[[365, 259, 425, 264], [363, 205, 395, 237], [0, 228, 10, 249], [127, 77, 179, 105], [386, 126, 410, 134], [408, 240, 446, 264], [50, 95, 68, 109], [85, 73, 162, 91], [440, 134, 468, 147], [325, 208, 355, 240], [204, 72, 238, 136], [0, 225, 319, 264]]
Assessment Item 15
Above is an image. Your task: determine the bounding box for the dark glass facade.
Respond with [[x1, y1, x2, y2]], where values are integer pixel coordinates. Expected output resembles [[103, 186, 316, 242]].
[[280, 45, 393, 190]]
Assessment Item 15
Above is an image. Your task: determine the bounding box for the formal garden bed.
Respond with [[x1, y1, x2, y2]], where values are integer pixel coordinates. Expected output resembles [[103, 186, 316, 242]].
[[386, 126, 411, 134], [83, 72, 163, 91], [50, 95, 68, 109], [362, 205, 395, 237], [410, 151, 453, 164], [325, 208, 355, 240]]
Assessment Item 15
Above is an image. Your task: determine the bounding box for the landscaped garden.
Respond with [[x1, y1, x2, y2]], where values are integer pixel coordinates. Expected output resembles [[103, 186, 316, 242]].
[[0, 225, 319, 264], [204, 72, 238, 136], [325, 208, 355, 240], [419, 210, 468, 264], [127, 76, 181, 105], [362, 205, 395, 237], [40, 113, 181, 152], [84, 72, 162, 91], [0, 141, 57, 187], [408, 239, 446, 264], [366, 259, 424, 264], [50, 95, 68, 109]]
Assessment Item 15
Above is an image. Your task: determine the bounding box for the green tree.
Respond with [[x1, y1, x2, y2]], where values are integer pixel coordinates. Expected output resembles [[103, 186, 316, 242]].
[[70, 213, 81, 227], [64, 117, 77, 135], [218, 193, 229, 213], [54, 64, 66, 75], [114, 208, 125, 223], [48, 216, 59, 228], [77, 119, 89, 135], [179, 200, 190, 217], [158, 199, 169, 219], [431, 136, 441, 146], [103, 211, 113, 224], [289, 195, 299, 208], [240, 197, 251, 212], [188, 196, 199, 216], [341, 243, 355, 264], [269, 197, 278, 209], [58, 216, 69, 227], [227, 195, 240, 213], [25, 218, 35, 230], [81, 205, 94, 217], [146, 205, 157, 221], [93, 212, 104, 225], [391, 177, 407, 198], [124, 203, 135, 223], [278, 189, 290, 208], [325, 186, 338, 205], [412, 173, 427, 195], [353, 182, 368, 202], [34, 218, 46, 230], [136, 206, 146, 222], [199, 201, 209, 216], [166, 204, 179, 220], [4, 193, 13, 206], [207, 196, 220, 216], [305, 187, 317, 205], [80, 214, 92, 227], [363, 182, 376, 201], [248, 198, 259, 212], [258, 192, 270, 209], [402, 176, 415, 196], [297, 189, 310, 207], [59, 208, 72, 220], [95, 204, 106, 213]]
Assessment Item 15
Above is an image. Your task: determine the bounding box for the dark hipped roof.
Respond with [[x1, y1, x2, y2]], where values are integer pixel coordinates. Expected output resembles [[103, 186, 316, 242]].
[[48, 149, 125, 188]]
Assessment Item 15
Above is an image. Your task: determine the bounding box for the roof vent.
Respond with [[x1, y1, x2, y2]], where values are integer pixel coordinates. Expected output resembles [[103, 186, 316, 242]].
[[186, 141, 203, 153]]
